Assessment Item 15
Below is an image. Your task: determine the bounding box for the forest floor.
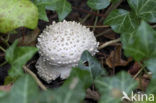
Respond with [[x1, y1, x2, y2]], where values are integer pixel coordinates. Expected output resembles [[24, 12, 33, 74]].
[[0, 0, 152, 103]]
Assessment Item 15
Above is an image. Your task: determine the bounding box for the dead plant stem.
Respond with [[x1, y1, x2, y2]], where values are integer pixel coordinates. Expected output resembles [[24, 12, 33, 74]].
[[98, 38, 120, 50], [93, 11, 99, 31], [0, 46, 6, 52], [23, 66, 47, 91]]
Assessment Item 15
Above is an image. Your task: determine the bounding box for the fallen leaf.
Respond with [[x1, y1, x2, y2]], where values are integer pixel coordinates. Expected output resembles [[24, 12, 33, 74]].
[[136, 73, 151, 91], [128, 62, 141, 75], [106, 46, 132, 68], [86, 88, 100, 101], [18, 28, 40, 46]]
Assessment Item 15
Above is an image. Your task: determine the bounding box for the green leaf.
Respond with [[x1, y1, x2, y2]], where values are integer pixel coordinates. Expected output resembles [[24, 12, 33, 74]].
[[87, 0, 110, 10], [78, 50, 106, 81], [0, 91, 7, 98], [147, 79, 156, 94], [46, 3, 57, 11], [5, 40, 38, 78], [38, 5, 49, 22], [104, 9, 139, 33], [0, 0, 38, 33], [38, 68, 90, 103], [65, 67, 92, 89], [39, 84, 85, 103], [32, 0, 71, 21], [144, 58, 156, 79], [1, 75, 39, 103], [52, 81, 85, 103], [32, 0, 57, 21], [56, 0, 72, 21], [127, 0, 156, 23], [121, 20, 156, 61], [4, 76, 16, 85], [95, 71, 138, 103]]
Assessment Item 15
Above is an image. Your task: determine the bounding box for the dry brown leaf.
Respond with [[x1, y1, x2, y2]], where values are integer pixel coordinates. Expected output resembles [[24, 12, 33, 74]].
[[86, 88, 100, 101], [18, 28, 40, 46], [128, 62, 141, 75], [136, 74, 151, 91], [106, 46, 132, 68]]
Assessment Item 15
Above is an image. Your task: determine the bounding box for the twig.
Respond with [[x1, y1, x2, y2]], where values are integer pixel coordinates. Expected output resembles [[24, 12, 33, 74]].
[[80, 13, 91, 24], [133, 62, 146, 79], [99, 0, 123, 23], [72, 7, 106, 18], [0, 61, 7, 67], [6, 34, 10, 42], [23, 66, 47, 91], [106, 0, 123, 16], [0, 46, 6, 52], [93, 11, 99, 31], [98, 38, 120, 50], [133, 68, 143, 79], [86, 25, 109, 28], [0, 36, 9, 47], [96, 29, 112, 37], [152, 24, 156, 29]]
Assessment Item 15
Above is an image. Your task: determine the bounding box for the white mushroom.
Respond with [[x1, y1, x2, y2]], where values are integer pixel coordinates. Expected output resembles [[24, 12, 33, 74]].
[[36, 20, 99, 83]]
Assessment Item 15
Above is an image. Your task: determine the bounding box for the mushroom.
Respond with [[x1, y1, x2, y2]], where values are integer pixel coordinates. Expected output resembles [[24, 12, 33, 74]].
[[36, 20, 99, 83]]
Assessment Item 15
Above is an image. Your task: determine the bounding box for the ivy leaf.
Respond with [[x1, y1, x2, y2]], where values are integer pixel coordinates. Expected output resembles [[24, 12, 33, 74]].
[[127, 0, 156, 23], [121, 20, 156, 61], [0, 0, 38, 33], [95, 71, 138, 103], [87, 0, 110, 10], [105, 9, 139, 33], [32, 0, 71, 21], [38, 68, 91, 103], [5, 40, 38, 78], [65, 67, 92, 89], [46, 3, 57, 11], [56, 0, 72, 21], [39, 84, 85, 103], [31, 0, 51, 22], [104, 9, 139, 33], [32, 0, 58, 21], [78, 50, 106, 81], [1, 75, 39, 103], [37, 5, 49, 22], [144, 58, 156, 79], [52, 79, 85, 103], [0, 91, 7, 98], [147, 79, 156, 94]]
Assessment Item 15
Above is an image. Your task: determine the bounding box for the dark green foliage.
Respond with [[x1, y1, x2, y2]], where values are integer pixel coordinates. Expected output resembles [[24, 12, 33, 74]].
[[95, 71, 138, 103], [78, 50, 106, 81], [5, 40, 38, 78], [32, 0, 71, 21]]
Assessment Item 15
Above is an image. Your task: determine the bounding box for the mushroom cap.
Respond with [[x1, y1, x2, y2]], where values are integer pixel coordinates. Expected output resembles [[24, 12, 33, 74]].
[[37, 20, 99, 65]]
